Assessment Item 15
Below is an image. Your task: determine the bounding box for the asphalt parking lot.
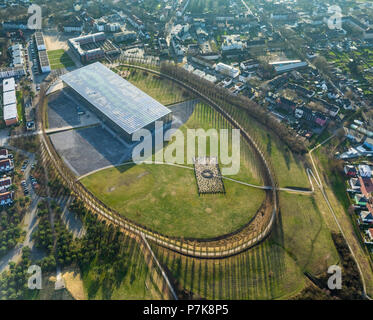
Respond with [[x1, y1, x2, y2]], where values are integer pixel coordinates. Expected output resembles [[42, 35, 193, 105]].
[[49, 126, 129, 176], [47, 90, 99, 129]]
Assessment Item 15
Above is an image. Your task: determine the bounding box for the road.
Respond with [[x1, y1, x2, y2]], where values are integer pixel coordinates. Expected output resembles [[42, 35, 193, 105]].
[[0, 150, 44, 274], [309, 136, 372, 300]]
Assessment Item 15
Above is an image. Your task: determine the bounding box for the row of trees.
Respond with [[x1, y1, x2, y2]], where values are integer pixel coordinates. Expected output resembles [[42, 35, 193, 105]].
[[0, 206, 25, 258], [33, 201, 54, 255], [160, 63, 308, 154], [0, 247, 34, 300]]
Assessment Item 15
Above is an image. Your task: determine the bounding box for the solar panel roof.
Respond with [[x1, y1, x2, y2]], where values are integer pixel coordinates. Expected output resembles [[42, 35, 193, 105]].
[[4, 103, 17, 120], [38, 50, 50, 67], [60, 62, 171, 135], [3, 90, 16, 106]]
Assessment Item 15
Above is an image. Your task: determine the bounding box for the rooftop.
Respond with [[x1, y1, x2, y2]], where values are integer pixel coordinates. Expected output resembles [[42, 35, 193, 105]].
[[3, 90, 16, 106], [2, 77, 15, 93], [38, 50, 50, 67], [4, 103, 17, 120], [34, 32, 45, 48], [60, 62, 171, 135]]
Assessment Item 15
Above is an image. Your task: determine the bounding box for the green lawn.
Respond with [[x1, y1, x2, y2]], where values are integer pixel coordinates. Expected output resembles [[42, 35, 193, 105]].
[[47, 49, 75, 70], [225, 106, 310, 189], [152, 239, 306, 300], [275, 193, 339, 275], [119, 67, 191, 106], [82, 163, 265, 239], [81, 100, 267, 239], [147, 189, 339, 300], [16, 90, 23, 123]]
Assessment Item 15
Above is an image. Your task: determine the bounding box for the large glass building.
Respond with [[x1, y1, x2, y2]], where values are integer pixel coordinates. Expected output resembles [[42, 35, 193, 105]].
[[60, 62, 172, 142]]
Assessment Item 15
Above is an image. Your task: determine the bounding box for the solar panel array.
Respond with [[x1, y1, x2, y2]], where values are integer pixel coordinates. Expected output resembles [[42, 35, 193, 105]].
[[34, 32, 45, 48], [60, 62, 172, 135]]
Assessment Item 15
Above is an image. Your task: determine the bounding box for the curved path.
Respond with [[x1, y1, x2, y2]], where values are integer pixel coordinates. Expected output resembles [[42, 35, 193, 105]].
[[78, 160, 315, 195], [38, 63, 278, 258]]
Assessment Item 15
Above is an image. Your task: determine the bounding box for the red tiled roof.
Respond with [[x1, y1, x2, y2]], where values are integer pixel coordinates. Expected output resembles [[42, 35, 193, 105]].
[[367, 203, 373, 215], [359, 177, 373, 197]]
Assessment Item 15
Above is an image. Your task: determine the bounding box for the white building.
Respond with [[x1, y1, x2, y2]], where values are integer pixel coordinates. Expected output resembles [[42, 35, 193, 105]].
[[215, 63, 240, 78], [269, 60, 308, 74], [34, 32, 46, 51], [2, 78, 18, 126], [2, 77, 15, 92], [222, 35, 243, 52], [359, 165, 372, 178]]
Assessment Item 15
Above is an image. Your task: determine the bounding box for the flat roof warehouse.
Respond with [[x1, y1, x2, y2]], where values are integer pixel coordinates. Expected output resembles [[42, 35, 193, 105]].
[[60, 62, 171, 136]]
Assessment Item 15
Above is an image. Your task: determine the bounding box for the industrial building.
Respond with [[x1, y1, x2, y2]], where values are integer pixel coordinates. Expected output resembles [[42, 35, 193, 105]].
[[269, 60, 308, 74], [38, 50, 51, 73], [35, 32, 46, 51], [34, 32, 51, 73], [60, 62, 172, 142], [215, 63, 240, 78], [0, 67, 26, 81], [2, 78, 18, 126], [68, 33, 120, 64]]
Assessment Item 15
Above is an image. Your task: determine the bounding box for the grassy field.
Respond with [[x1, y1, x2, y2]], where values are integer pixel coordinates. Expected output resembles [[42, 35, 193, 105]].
[[47, 49, 75, 70], [16, 90, 23, 124], [82, 101, 266, 239], [147, 192, 339, 300], [276, 193, 339, 275], [153, 238, 306, 300], [80, 67, 343, 298], [119, 67, 192, 106], [225, 105, 310, 189], [82, 163, 265, 239], [312, 146, 373, 296]]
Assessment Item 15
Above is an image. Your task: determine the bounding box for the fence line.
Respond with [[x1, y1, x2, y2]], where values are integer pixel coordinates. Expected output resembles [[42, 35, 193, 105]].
[[37, 62, 279, 259]]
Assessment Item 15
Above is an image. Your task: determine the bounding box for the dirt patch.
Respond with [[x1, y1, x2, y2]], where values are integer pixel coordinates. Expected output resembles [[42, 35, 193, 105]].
[[62, 266, 86, 300], [44, 34, 68, 51], [205, 208, 212, 214]]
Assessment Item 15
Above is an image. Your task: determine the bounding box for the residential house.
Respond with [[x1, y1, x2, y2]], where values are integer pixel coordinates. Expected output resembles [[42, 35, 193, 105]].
[[276, 97, 297, 113], [355, 194, 369, 206], [366, 228, 373, 242], [0, 191, 13, 206], [360, 204, 373, 224], [349, 178, 361, 191], [0, 177, 12, 193], [344, 165, 357, 177], [359, 165, 372, 178], [0, 149, 8, 160], [0, 159, 14, 173], [359, 176, 373, 197]]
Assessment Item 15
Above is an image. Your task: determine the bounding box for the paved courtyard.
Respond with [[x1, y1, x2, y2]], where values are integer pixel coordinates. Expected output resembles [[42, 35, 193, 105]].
[[47, 90, 100, 129], [49, 126, 129, 176]]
